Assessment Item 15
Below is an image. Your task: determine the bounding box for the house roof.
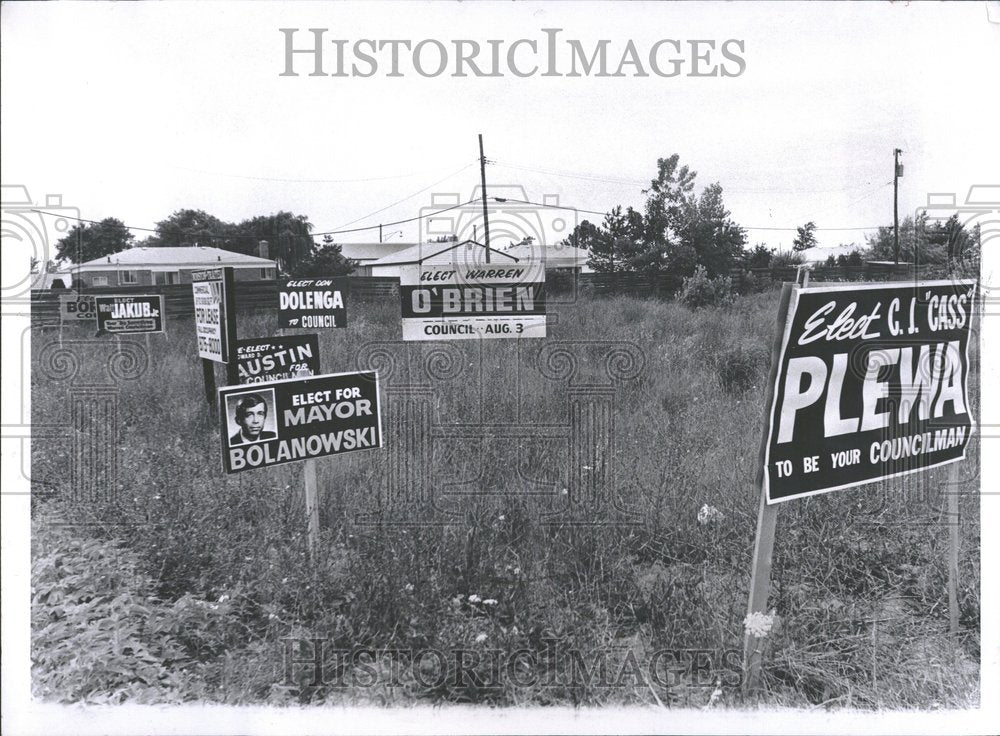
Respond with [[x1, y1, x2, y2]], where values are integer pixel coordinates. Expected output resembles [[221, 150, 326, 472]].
[[369, 240, 519, 267], [72, 246, 276, 271], [336, 242, 417, 262], [799, 244, 865, 264], [502, 242, 593, 271]]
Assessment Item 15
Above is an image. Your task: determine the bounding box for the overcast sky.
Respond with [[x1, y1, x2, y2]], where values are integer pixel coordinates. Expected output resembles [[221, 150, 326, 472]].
[[2, 1, 998, 253]]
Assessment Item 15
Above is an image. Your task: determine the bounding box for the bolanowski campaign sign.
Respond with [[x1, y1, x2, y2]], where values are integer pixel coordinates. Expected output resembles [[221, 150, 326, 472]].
[[95, 295, 164, 334], [234, 335, 321, 385], [192, 267, 236, 362], [59, 293, 97, 322], [278, 278, 347, 329], [400, 264, 546, 340], [219, 371, 382, 475], [764, 279, 976, 504]]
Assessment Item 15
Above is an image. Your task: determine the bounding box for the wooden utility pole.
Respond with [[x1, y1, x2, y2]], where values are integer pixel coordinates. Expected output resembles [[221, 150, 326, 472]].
[[893, 148, 903, 265], [479, 134, 491, 264]]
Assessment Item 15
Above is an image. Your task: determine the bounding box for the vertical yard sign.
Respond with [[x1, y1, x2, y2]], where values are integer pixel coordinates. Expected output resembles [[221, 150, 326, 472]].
[[59, 293, 97, 323], [743, 277, 978, 691], [218, 370, 382, 475], [278, 277, 348, 329], [95, 295, 164, 334], [192, 267, 237, 363], [399, 264, 546, 340], [233, 335, 321, 384], [763, 279, 976, 503]]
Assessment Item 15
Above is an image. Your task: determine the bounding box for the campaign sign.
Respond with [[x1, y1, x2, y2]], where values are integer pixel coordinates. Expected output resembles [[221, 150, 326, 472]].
[[219, 371, 382, 475], [400, 264, 546, 341], [59, 293, 97, 322], [278, 278, 347, 329], [234, 334, 321, 384], [95, 295, 164, 334], [192, 267, 236, 362], [764, 279, 976, 504]]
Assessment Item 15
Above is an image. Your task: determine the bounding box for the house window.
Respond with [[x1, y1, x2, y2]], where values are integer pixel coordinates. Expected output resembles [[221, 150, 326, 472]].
[[166, 271, 179, 285], [121, 270, 138, 284], [260, 268, 273, 279], [92, 276, 108, 286]]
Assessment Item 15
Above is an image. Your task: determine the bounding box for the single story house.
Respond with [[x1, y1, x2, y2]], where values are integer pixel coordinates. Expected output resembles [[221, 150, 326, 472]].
[[337, 242, 417, 276], [501, 242, 595, 273], [367, 240, 519, 279], [70, 246, 278, 288]]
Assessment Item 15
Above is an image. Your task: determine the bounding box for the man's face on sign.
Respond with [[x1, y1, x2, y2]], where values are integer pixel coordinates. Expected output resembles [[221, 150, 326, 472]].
[[240, 402, 267, 438]]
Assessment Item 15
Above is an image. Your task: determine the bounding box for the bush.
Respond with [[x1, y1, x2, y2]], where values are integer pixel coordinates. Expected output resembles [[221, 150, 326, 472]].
[[769, 251, 806, 269], [678, 265, 733, 309]]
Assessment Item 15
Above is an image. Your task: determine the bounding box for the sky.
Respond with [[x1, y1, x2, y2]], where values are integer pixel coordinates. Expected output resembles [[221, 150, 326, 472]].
[[2, 1, 999, 256]]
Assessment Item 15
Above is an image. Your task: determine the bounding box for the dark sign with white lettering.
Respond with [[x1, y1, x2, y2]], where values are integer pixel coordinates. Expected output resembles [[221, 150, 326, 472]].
[[95, 295, 164, 334], [400, 265, 546, 340], [764, 279, 976, 503], [278, 278, 347, 329], [219, 371, 382, 474], [234, 335, 321, 384]]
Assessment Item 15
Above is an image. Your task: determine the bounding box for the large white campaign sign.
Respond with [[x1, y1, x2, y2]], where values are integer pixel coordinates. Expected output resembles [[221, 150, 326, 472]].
[[764, 279, 976, 503], [192, 267, 236, 362], [400, 264, 546, 341]]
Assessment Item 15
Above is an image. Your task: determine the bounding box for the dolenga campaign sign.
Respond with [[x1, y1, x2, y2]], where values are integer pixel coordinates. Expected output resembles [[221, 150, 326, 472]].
[[219, 371, 382, 474], [400, 264, 545, 340], [278, 278, 347, 329], [764, 279, 976, 503], [234, 335, 321, 384], [95, 295, 164, 334]]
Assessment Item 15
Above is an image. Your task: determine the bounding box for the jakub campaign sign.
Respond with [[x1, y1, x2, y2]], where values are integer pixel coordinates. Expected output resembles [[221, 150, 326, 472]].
[[278, 278, 347, 329], [763, 279, 976, 503], [234, 335, 321, 384], [192, 267, 236, 362], [95, 295, 164, 334], [400, 264, 546, 340], [219, 371, 382, 475]]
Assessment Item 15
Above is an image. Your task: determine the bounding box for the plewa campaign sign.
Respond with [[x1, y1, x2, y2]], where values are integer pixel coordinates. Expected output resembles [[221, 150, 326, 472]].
[[764, 279, 976, 503], [278, 278, 347, 329], [95, 295, 164, 334], [400, 264, 546, 340], [59, 293, 96, 322], [234, 335, 321, 384], [219, 371, 382, 475], [192, 268, 237, 362]]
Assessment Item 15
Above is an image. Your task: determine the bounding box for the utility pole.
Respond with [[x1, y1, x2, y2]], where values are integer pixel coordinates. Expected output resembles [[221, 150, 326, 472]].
[[479, 134, 491, 264], [893, 148, 903, 265]]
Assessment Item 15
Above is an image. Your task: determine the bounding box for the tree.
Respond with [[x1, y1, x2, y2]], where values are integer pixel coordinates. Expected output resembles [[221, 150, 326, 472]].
[[565, 219, 602, 252], [586, 206, 645, 272], [231, 212, 315, 273], [55, 217, 134, 263], [678, 183, 747, 277], [864, 213, 978, 265], [290, 235, 356, 277], [145, 209, 233, 248], [743, 243, 774, 269], [792, 221, 818, 251]]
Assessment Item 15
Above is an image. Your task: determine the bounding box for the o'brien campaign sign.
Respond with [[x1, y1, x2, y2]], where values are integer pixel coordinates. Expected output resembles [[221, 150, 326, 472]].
[[278, 278, 347, 329], [764, 279, 976, 503], [234, 335, 321, 384], [219, 371, 382, 474], [59, 293, 96, 322], [95, 295, 164, 334], [400, 264, 545, 340], [192, 268, 236, 362]]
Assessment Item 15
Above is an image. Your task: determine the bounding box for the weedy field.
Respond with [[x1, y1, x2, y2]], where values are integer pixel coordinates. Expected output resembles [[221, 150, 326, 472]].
[[30, 285, 980, 708]]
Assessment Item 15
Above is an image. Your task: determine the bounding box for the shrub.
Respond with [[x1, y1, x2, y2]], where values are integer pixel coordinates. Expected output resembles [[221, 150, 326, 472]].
[[678, 265, 733, 309], [769, 250, 806, 269]]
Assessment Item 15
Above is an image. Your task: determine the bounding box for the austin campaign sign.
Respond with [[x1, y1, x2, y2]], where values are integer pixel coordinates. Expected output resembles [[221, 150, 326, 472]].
[[234, 335, 321, 384], [59, 293, 96, 323], [400, 264, 546, 340], [764, 279, 976, 503], [219, 371, 382, 475], [278, 278, 347, 329], [192, 267, 236, 362], [95, 295, 164, 334]]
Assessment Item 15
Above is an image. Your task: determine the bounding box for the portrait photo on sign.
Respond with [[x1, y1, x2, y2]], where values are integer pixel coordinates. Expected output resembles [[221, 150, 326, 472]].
[[225, 389, 278, 446]]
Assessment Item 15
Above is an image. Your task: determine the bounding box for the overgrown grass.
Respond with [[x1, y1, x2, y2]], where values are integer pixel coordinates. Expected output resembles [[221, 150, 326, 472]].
[[30, 287, 980, 708]]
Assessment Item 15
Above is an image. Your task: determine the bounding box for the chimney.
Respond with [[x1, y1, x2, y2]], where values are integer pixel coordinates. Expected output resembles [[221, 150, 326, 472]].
[[106, 256, 111, 263], [258, 240, 269, 259]]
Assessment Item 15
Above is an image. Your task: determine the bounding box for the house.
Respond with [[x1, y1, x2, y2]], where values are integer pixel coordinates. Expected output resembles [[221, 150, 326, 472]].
[[367, 240, 519, 279], [798, 244, 866, 264], [337, 242, 417, 276], [70, 246, 278, 288], [501, 242, 594, 273]]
